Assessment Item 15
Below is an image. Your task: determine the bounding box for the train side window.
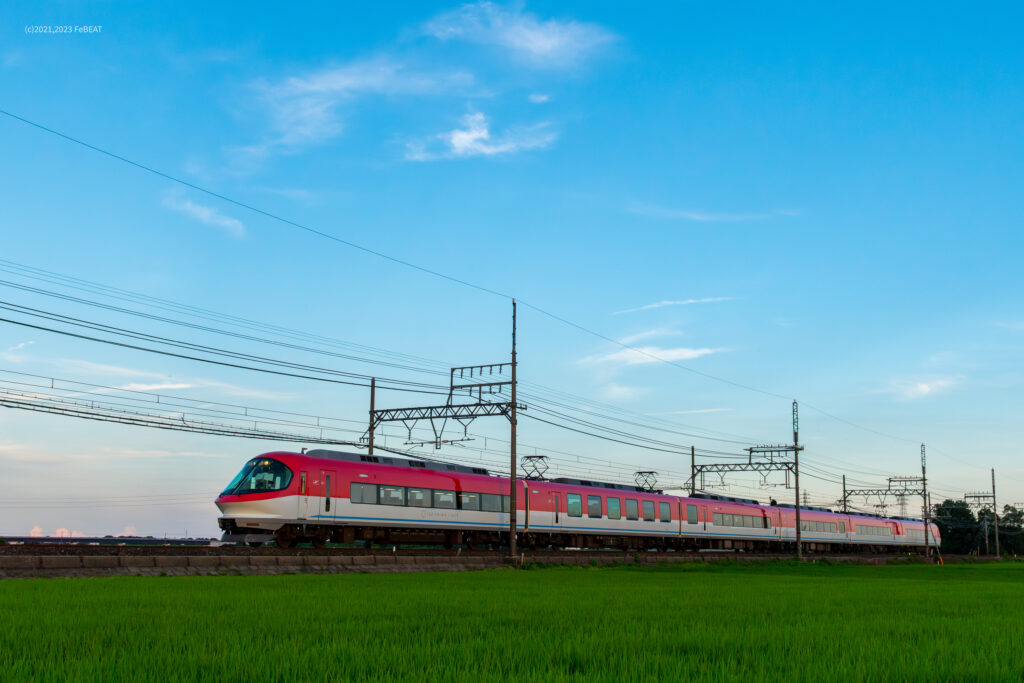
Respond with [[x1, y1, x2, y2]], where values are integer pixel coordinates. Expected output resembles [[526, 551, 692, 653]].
[[713, 512, 722, 526], [764, 516, 771, 529], [659, 502, 671, 523], [607, 497, 621, 520], [839, 522, 845, 533], [687, 504, 698, 524], [481, 494, 502, 512], [502, 495, 510, 513], [378, 485, 406, 506], [625, 499, 639, 520], [350, 482, 377, 504], [433, 490, 456, 509], [407, 488, 431, 508], [642, 500, 655, 522], [459, 492, 481, 511], [567, 493, 582, 517], [587, 495, 602, 518], [325, 475, 331, 512]]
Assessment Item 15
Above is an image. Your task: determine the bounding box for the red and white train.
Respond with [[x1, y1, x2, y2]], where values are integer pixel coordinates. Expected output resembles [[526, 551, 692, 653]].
[[216, 449, 940, 552]]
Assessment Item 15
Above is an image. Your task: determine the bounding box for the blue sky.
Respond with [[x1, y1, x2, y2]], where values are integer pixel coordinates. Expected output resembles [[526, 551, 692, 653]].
[[1, 2, 1022, 537]]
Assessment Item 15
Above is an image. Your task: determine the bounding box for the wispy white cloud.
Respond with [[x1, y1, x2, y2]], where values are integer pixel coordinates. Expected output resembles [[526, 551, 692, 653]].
[[613, 298, 734, 316], [1, 340, 33, 362], [423, 2, 616, 68], [98, 447, 227, 460], [582, 346, 726, 366], [162, 191, 245, 238], [259, 187, 320, 204], [598, 382, 645, 401], [194, 379, 294, 402], [405, 111, 556, 161], [995, 321, 1024, 331], [240, 58, 473, 160], [54, 360, 166, 379], [650, 408, 732, 415], [115, 383, 194, 392], [884, 376, 962, 400], [628, 203, 800, 223], [528, 93, 550, 103], [617, 328, 684, 345]]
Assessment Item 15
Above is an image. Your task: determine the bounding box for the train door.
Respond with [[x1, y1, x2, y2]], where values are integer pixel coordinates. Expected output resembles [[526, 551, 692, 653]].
[[318, 469, 336, 520], [298, 471, 309, 520]]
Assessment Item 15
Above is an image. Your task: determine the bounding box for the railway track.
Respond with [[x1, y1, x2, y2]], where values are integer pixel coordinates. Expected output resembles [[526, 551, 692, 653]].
[[0, 542, 931, 560]]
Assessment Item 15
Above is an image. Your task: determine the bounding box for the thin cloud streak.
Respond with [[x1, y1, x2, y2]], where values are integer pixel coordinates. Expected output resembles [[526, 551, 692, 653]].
[[406, 112, 556, 161], [617, 328, 684, 345], [613, 298, 734, 315], [582, 346, 726, 366], [162, 191, 245, 238], [423, 2, 617, 68], [628, 203, 800, 223], [650, 408, 732, 415], [882, 376, 962, 400]]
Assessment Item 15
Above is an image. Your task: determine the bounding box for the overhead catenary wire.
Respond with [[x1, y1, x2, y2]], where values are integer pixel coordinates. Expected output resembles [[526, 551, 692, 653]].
[[0, 108, 950, 451]]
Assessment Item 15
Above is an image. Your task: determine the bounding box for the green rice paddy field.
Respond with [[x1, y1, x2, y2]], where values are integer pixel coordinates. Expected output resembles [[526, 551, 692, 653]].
[[1, 561, 1022, 681]]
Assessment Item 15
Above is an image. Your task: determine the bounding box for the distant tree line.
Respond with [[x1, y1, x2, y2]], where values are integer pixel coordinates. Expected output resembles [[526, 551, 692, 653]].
[[933, 499, 1024, 555]]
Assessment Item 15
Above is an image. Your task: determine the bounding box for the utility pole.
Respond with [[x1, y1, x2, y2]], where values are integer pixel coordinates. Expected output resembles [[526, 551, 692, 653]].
[[841, 475, 848, 513], [793, 400, 801, 561], [509, 300, 518, 559], [921, 444, 930, 559], [368, 377, 375, 455], [992, 468, 1000, 559], [690, 445, 695, 496]]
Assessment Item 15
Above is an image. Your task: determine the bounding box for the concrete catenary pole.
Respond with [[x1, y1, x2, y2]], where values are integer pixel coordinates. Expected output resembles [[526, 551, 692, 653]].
[[690, 446, 696, 496], [793, 401, 801, 561], [992, 468, 1000, 559], [368, 377, 375, 455], [509, 300, 518, 559], [921, 444, 930, 559]]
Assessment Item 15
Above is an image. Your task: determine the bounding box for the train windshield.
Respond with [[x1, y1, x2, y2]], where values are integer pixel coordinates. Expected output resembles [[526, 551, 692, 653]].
[[222, 458, 293, 495]]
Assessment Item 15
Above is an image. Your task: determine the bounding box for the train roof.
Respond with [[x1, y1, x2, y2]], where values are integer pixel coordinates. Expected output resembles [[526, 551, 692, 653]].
[[690, 492, 760, 505], [303, 449, 490, 476], [550, 477, 653, 493]]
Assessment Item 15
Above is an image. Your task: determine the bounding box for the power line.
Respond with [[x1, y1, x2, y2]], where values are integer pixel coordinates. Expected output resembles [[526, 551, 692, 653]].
[[0, 110, 998, 487], [0, 110, 806, 403]]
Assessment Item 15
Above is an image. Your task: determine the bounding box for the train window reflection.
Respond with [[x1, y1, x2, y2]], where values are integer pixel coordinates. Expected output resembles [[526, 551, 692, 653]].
[[407, 488, 430, 507], [642, 501, 655, 521], [379, 486, 406, 506], [433, 490, 456, 509], [222, 459, 293, 495], [350, 482, 377, 504], [567, 493, 582, 517]]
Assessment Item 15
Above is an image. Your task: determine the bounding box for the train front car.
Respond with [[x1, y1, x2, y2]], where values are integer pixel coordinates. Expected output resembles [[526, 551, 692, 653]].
[[216, 452, 302, 546]]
